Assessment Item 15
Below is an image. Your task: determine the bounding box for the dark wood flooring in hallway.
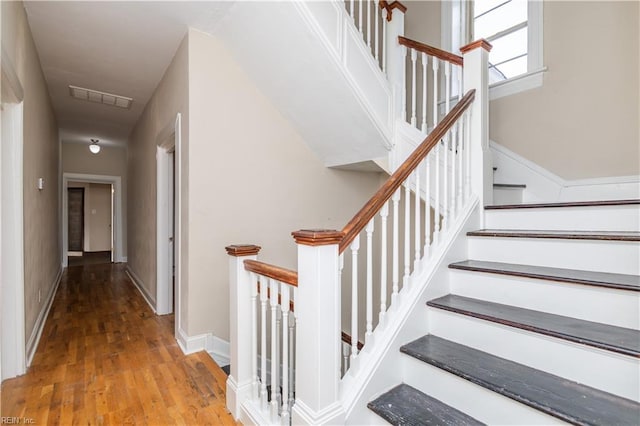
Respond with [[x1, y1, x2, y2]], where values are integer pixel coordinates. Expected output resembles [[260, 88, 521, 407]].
[[1, 263, 237, 425]]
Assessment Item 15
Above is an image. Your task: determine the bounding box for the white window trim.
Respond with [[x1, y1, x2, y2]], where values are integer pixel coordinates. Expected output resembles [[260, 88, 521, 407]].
[[443, 0, 545, 101]]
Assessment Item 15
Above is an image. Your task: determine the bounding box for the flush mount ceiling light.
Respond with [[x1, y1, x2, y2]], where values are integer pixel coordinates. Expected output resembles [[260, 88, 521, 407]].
[[89, 139, 101, 154], [69, 85, 133, 109]]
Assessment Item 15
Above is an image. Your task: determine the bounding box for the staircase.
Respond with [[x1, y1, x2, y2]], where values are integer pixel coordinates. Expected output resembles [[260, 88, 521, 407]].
[[368, 199, 640, 424]]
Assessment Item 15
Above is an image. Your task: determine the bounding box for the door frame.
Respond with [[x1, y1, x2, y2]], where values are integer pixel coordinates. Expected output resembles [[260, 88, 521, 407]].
[[156, 113, 182, 324], [62, 173, 124, 267], [1, 47, 26, 380]]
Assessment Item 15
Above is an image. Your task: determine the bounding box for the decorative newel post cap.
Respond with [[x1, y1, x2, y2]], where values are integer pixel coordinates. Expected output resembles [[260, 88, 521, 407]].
[[291, 229, 345, 246], [225, 244, 261, 256], [460, 39, 493, 54]]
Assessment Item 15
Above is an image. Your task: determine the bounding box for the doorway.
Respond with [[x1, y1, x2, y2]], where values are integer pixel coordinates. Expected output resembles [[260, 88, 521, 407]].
[[66, 182, 113, 266], [62, 174, 124, 268]]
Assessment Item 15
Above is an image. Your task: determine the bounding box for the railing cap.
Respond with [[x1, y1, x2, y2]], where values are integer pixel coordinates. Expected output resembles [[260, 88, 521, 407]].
[[225, 244, 262, 257], [292, 229, 345, 246], [460, 39, 493, 54]]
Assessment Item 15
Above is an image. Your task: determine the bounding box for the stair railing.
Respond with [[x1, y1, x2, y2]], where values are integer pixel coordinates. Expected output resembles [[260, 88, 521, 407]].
[[227, 39, 491, 425], [343, 0, 407, 74]]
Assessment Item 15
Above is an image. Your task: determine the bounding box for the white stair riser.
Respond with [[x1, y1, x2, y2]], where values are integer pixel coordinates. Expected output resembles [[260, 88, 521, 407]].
[[468, 237, 640, 275], [449, 270, 640, 329], [493, 187, 524, 205], [485, 205, 640, 231], [401, 355, 565, 425], [428, 310, 640, 401]]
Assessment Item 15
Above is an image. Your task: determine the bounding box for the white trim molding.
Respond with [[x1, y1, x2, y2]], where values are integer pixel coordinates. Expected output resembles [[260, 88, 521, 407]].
[[490, 140, 640, 202], [62, 173, 125, 266], [125, 266, 156, 313], [26, 267, 62, 367]]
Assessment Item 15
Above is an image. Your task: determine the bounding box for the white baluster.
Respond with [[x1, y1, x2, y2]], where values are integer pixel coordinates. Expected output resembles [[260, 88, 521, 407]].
[[379, 202, 389, 324], [432, 58, 439, 126], [358, 0, 363, 34], [442, 135, 449, 231], [366, 0, 371, 48], [365, 219, 374, 342], [457, 65, 463, 102], [350, 0, 354, 20], [280, 285, 290, 423], [451, 124, 458, 220], [445, 62, 451, 114], [464, 110, 472, 200], [410, 48, 417, 127], [270, 279, 278, 420], [342, 341, 350, 376], [421, 53, 428, 132], [402, 46, 407, 121], [403, 182, 410, 288], [375, 2, 380, 63], [288, 311, 295, 410], [457, 120, 464, 213], [414, 167, 421, 270], [260, 278, 268, 411], [434, 140, 441, 245], [423, 154, 431, 258], [350, 235, 360, 360], [381, 9, 388, 74], [391, 189, 400, 305], [251, 274, 259, 400]]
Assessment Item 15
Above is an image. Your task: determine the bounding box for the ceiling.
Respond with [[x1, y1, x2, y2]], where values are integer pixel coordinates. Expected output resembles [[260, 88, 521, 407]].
[[24, 1, 233, 148]]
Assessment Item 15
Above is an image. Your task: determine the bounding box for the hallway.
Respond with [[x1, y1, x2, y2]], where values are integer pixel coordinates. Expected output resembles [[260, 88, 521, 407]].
[[1, 263, 236, 425]]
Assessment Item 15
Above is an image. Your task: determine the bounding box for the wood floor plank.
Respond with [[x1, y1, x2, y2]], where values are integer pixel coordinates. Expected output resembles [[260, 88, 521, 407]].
[[1, 263, 238, 425]]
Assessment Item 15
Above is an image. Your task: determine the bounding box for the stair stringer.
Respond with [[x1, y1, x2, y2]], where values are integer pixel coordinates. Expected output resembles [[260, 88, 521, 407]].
[[212, 1, 394, 168], [342, 198, 481, 424]]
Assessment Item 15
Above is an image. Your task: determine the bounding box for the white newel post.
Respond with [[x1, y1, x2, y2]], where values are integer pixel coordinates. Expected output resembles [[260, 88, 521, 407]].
[[461, 40, 493, 208], [291, 229, 346, 425], [383, 3, 406, 123], [225, 244, 261, 420]]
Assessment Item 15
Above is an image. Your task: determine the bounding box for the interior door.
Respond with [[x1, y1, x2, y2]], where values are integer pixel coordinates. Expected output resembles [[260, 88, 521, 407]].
[[68, 188, 84, 252]]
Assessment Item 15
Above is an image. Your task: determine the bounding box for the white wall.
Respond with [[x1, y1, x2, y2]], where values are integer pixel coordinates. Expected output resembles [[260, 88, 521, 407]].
[[489, 1, 639, 179], [186, 29, 383, 340]]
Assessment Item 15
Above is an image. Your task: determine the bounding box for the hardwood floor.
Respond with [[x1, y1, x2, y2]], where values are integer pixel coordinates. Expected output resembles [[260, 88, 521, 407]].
[[1, 263, 237, 425]]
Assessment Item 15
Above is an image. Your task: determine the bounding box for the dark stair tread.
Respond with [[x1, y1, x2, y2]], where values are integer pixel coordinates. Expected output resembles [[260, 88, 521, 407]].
[[401, 335, 640, 425], [368, 384, 485, 426], [427, 295, 640, 357], [486, 199, 640, 210], [493, 183, 526, 188], [467, 229, 640, 241], [449, 260, 640, 292]]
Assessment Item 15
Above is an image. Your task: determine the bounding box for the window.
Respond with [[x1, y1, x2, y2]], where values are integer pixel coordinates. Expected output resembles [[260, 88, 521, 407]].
[[442, 0, 544, 99]]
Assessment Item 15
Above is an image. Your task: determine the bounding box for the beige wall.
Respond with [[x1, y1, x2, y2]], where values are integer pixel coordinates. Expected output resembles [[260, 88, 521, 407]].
[[127, 34, 189, 309], [490, 1, 639, 179], [62, 142, 126, 255], [405, 0, 441, 46], [186, 29, 383, 339], [2, 1, 60, 342]]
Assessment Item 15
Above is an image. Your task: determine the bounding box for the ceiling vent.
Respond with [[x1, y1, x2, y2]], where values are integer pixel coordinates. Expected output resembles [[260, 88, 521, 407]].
[[69, 85, 133, 109]]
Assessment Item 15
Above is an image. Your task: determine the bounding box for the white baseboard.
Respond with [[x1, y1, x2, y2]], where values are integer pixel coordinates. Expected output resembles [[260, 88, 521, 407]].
[[125, 267, 156, 313], [26, 267, 62, 367], [176, 328, 231, 367], [490, 141, 640, 202]]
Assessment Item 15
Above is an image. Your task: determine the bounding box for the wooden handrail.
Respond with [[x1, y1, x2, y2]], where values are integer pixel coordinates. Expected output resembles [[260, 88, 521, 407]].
[[339, 89, 476, 254], [379, 1, 407, 21], [398, 36, 464, 67], [341, 331, 364, 351], [244, 260, 298, 287]]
